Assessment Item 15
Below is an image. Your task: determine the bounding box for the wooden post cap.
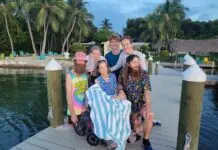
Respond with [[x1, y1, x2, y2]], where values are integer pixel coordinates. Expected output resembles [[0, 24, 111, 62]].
[[184, 54, 192, 61], [182, 64, 206, 82], [45, 59, 62, 71], [184, 57, 196, 65], [148, 56, 153, 61]]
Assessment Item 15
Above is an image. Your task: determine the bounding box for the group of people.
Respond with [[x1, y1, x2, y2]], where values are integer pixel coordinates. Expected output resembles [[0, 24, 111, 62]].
[[66, 35, 154, 150]]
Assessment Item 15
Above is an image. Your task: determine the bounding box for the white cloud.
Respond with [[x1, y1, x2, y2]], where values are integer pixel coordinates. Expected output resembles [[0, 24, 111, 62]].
[[87, 0, 218, 33]]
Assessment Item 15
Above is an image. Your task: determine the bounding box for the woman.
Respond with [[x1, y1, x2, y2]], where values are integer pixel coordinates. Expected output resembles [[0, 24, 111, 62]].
[[94, 60, 126, 149], [110, 36, 147, 72], [86, 46, 106, 85], [118, 54, 153, 150]]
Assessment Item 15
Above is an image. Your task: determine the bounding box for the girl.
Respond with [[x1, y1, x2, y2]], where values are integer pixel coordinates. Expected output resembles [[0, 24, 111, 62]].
[[94, 60, 126, 149]]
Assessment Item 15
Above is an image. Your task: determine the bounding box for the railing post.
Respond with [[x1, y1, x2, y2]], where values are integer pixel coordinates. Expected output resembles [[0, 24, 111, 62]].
[[45, 59, 64, 128], [177, 64, 206, 150], [148, 56, 153, 75], [155, 61, 160, 75]]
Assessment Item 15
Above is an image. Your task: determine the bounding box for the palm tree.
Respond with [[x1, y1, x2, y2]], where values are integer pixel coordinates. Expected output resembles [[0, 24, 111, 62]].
[[0, 1, 16, 54], [147, 0, 188, 52], [36, 0, 68, 55], [61, 0, 93, 53], [14, 0, 38, 55], [100, 18, 112, 30]]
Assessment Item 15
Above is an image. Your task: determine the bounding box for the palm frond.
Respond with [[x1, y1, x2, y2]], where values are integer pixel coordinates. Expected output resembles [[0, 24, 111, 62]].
[[36, 7, 46, 30]]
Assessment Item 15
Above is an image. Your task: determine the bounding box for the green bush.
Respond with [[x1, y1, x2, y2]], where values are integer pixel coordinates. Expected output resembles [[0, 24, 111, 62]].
[[138, 44, 150, 54], [160, 50, 169, 57], [70, 43, 87, 54]]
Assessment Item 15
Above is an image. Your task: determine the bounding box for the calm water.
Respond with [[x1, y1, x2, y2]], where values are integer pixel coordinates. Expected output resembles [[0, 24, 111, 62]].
[[0, 69, 218, 150]]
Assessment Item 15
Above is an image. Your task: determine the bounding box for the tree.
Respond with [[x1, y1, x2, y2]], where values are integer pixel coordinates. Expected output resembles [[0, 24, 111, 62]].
[[93, 29, 113, 44], [100, 18, 112, 30], [14, 0, 38, 55], [146, 0, 188, 54], [61, 0, 93, 53], [0, 1, 16, 54], [123, 18, 152, 42], [36, 0, 68, 55]]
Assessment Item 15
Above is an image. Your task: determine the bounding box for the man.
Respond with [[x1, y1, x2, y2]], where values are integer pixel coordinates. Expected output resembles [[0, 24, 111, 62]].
[[110, 36, 147, 72], [105, 34, 123, 79], [118, 54, 153, 150], [66, 51, 88, 124]]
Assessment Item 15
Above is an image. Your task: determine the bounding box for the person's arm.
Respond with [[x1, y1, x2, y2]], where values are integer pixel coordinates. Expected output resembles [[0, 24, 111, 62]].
[[66, 74, 77, 120], [110, 52, 124, 72], [143, 72, 152, 112]]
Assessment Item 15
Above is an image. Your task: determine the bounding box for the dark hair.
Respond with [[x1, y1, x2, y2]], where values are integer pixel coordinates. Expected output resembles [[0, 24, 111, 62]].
[[121, 36, 132, 43], [123, 54, 142, 85], [96, 60, 110, 76], [126, 54, 139, 63], [108, 34, 121, 42]]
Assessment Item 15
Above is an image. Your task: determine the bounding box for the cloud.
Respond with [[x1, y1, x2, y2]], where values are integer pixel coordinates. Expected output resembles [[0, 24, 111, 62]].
[[87, 0, 218, 34], [187, 3, 218, 21]]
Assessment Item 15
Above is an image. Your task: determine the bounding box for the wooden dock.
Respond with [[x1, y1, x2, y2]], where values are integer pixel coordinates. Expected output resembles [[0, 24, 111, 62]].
[[10, 75, 182, 150], [161, 62, 216, 69]]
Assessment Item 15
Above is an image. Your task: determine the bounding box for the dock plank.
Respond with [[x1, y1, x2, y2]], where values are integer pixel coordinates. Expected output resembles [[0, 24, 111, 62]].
[[10, 75, 182, 150]]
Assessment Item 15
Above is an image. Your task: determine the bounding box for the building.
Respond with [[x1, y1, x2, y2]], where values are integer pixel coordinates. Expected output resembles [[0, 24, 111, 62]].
[[169, 39, 218, 55]]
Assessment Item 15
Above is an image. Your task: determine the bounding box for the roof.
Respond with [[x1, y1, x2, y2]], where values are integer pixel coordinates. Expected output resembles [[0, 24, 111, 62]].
[[169, 39, 218, 53]]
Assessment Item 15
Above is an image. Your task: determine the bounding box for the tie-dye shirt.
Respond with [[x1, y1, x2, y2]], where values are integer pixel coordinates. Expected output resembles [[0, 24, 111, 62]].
[[67, 71, 88, 116]]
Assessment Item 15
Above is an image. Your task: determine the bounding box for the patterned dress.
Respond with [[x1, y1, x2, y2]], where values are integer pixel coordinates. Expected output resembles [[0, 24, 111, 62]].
[[96, 73, 117, 96], [118, 70, 151, 113]]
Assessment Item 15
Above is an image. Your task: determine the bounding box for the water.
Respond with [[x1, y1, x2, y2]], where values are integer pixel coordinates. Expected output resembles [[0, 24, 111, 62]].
[[0, 68, 218, 150]]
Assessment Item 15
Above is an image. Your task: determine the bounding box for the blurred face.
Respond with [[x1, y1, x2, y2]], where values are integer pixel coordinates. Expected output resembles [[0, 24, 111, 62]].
[[109, 39, 120, 51], [128, 57, 140, 71], [92, 49, 101, 60], [121, 39, 133, 54], [98, 62, 108, 76], [75, 60, 86, 65], [74, 61, 86, 74]]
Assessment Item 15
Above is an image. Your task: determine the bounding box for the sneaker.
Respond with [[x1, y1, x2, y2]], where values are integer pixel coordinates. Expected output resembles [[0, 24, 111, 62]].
[[144, 145, 153, 150], [153, 120, 161, 126]]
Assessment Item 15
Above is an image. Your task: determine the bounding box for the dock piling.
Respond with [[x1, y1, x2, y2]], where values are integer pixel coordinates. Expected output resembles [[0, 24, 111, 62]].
[[155, 61, 160, 75], [45, 59, 64, 128], [183, 56, 196, 71], [176, 64, 206, 150], [148, 56, 153, 75]]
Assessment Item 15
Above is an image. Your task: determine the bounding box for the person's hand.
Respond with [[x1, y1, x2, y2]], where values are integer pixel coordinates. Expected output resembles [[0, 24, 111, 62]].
[[118, 90, 126, 100], [146, 112, 154, 121], [71, 115, 78, 124]]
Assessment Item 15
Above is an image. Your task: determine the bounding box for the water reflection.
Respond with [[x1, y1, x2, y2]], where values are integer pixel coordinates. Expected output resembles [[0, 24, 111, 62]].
[[199, 87, 218, 150]]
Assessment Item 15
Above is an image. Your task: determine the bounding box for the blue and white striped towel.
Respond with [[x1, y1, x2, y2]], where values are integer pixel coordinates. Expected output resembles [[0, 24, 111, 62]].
[[86, 84, 131, 150]]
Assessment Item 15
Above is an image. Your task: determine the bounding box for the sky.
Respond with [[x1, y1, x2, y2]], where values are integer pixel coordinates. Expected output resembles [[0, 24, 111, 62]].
[[87, 0, 218, 34]]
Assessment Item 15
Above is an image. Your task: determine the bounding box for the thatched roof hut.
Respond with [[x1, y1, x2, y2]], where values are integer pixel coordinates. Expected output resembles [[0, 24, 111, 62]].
[[169, 39, 218, 53]]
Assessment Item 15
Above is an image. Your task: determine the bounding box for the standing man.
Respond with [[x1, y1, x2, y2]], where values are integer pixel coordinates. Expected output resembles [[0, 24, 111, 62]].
[[105, 34, 123, 79]]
